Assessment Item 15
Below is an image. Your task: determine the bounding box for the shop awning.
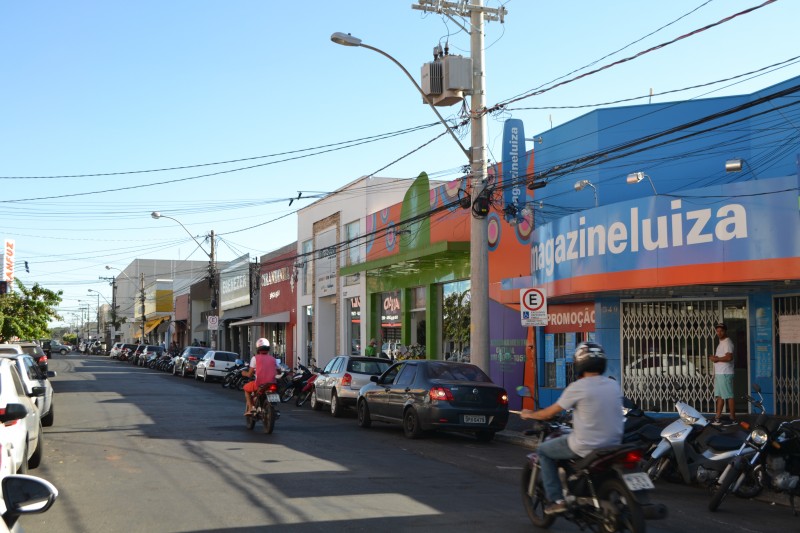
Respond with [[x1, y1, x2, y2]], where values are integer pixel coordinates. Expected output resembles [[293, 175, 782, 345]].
[[339, 241, 470, 279], [229, 311, 290, 327], [144, 316, 170, 335]]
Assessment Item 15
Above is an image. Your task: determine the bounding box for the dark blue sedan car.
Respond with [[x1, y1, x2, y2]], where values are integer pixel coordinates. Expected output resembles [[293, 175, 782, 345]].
[[356, 360, 509, 442]]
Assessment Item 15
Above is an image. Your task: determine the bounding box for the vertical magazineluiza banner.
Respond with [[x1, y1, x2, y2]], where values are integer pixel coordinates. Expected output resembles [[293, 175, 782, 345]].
[[502, 119, 528, 223]]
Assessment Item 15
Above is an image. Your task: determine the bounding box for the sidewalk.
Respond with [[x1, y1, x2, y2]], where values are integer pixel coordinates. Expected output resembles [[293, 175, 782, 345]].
[[495, 412, 794, 508]]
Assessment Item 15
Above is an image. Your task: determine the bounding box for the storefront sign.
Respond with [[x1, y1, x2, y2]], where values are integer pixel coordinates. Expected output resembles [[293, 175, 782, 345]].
[[261, 266, 291, 287], [1, 239, 14, 284], [502, 119, 527, 224], [545, 302, 596, 333], [220, 254, 251, 311], [532, 176, 800, 293], [381, 291, 401, 327]]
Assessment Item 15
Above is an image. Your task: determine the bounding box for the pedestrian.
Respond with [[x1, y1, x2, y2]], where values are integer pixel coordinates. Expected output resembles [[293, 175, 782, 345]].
[[710, 322, 736, 424], [365, 338, 378, 357]]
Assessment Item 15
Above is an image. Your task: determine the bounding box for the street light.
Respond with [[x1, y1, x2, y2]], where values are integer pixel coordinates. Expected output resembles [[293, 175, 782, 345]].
[[331, 29, 492, 372], [574, 179, 598, 207], [626, 172, 658, 195], [151, 212, 218, 349]]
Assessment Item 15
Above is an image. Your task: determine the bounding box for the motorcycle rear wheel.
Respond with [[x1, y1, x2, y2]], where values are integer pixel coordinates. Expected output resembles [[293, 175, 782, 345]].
[[263, 401, 275, 434], [520, 464, 555, 528], [598, 478, 646, 533]]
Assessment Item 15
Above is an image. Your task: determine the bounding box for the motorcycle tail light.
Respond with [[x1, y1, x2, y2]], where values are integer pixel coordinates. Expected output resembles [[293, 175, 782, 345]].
[[341, 373, 352, 387], [266, 383, 278, 393], [621, 449, 643, 468], [430, 386, 454, 402], [750, 428, 769, 445]]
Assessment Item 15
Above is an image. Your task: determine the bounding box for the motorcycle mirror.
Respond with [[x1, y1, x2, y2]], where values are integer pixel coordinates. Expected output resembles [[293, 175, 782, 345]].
[[516, 385, 532, 398]]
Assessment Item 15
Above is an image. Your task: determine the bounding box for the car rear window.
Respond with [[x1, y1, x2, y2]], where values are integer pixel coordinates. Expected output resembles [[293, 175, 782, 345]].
[[189, 347, 209, 356], [0, 348, 19, 354], [425, 362, 491, 382], [347, 359, 391, 375], [19, 346, 45, 358]]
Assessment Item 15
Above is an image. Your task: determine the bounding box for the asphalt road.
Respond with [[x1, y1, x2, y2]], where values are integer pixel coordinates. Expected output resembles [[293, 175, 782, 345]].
[[20, 354, 798, 533]]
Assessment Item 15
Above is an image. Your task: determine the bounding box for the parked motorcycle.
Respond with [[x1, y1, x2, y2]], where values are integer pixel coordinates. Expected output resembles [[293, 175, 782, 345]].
[[222, 360, 249, 389], [295, 364, 321, 407], [245, 382, 281, 434], [709, 384, 800, 514], [643, 397, 753, 486], [275, 362, 293, 402], [281, 364, 314, 403], [517, 387, 666, 532]]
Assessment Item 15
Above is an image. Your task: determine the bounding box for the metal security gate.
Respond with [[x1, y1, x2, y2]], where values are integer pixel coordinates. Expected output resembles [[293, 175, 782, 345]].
[[775, 295, 800, 417], [621, 299, 746, 413]]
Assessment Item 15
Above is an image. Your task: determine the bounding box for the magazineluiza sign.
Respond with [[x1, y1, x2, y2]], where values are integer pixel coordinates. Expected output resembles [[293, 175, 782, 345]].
[[220, 254, 251, 311], [502, 119, 527, 223], [532, 176, 800, 286]]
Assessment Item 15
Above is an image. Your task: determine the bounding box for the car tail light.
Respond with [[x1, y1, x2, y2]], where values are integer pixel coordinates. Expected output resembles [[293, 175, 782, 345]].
[[429, 386, 454, 402], [208, 360, 215, 368], [188, 357, 197, 362], [497, 391, 509, 405], [341, 373, 352, 387]]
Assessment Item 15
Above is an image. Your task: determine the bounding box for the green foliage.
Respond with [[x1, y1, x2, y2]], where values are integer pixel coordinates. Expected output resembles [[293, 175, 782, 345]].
[[0, 279, 63, 342], [442, 290, 470, 356], [63, 333, 77, 345]]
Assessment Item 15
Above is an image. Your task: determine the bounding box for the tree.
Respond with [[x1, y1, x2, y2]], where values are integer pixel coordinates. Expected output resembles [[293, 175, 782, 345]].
[[442, 290, 470, 360], [0, 279, 63, 342]]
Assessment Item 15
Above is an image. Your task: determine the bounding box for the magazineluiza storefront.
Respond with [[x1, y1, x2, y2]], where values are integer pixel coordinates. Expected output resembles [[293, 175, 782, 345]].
[[531, 176, 800, 417]]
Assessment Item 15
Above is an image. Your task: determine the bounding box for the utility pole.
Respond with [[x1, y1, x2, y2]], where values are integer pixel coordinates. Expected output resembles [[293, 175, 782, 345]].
[[140, 272, 146, 344], [413, 0, 505, 373], [210, 229, 217, 350]]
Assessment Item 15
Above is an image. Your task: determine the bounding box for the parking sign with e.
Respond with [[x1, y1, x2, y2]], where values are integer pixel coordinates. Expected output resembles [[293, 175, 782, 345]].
[[520, 288, 548, 326]]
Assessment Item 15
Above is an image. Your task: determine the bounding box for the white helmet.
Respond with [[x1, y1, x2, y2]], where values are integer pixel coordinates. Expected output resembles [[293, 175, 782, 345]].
[[255, 338, 271, 352]]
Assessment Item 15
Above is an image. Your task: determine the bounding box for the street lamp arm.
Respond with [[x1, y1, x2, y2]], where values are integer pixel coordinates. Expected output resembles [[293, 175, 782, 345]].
[[331, 33, 470, 160], [150, 212, 212, 260]]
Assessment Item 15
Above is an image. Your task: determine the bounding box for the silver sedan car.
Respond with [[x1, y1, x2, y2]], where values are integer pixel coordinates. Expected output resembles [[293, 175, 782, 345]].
[[311, 356, 391, 417]]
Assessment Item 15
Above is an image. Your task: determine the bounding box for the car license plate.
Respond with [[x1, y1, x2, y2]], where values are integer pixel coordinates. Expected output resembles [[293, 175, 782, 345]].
[[463, 415, 486, 424], [266, 394, 280, 403], [622, 472, 655, 491]]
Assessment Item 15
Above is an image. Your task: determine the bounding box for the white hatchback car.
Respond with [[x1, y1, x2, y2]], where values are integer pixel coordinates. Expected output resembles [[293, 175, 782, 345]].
[[0, 359, 43, 474], [0, 348, 55, 427], [195, 351, 241, 383]]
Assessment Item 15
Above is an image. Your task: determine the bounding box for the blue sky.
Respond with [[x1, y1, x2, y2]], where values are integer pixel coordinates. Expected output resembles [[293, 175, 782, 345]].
[[1, 0, 797, 326]]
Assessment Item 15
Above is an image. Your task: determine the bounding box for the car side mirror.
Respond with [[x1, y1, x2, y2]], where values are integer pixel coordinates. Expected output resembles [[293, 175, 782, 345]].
[[0, 403, 28, 423], [30, 386, 46, 397], [2, 475, 59, 519], [370, 375, 379, 383]]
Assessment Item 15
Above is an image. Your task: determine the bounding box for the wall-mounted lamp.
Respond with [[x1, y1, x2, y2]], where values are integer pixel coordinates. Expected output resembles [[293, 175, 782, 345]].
[[725, 159, 743, 172], [626, 172, 657, 195], [574, 179, 598, 207]]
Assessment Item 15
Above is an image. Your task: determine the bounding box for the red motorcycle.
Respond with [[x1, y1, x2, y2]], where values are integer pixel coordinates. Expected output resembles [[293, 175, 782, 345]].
[[246, 383, 281, 434], [295, 371, 319, 407]]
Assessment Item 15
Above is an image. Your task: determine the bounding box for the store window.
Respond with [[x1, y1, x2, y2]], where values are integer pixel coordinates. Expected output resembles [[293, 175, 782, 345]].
[[380, 290, 402, 355], [304, 305, 314, 365], [544, 332, 590, 388], [409, 287, 426, 357], [343, 220, 361, 287], [442, 280, 470, 362], [348, 296, 361, 355]]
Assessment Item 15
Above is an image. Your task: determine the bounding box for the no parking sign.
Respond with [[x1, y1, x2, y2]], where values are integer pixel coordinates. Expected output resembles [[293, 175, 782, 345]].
[[520, 288, 548, 327]]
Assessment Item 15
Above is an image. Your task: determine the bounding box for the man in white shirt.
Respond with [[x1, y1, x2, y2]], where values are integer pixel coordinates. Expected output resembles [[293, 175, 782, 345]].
[[710, 322, 735, 424]]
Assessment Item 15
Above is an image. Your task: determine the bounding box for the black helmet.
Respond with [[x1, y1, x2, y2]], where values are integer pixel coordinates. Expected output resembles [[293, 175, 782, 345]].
[[574, 342, 607, 376]]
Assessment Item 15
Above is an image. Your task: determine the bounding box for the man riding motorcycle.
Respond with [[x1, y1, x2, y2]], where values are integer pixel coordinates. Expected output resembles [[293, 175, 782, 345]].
[[242, 338, 277, 416], [520, 342, 623, 515]]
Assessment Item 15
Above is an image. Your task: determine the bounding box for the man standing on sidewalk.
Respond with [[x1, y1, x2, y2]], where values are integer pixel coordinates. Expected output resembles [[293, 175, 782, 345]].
[[710, 322, 735, 424]]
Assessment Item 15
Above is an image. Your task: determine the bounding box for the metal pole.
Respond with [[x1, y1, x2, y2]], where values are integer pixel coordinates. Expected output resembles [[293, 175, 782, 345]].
[[469, 1, 490, 373], [140, 272, 146, 344], [210, 229, 217, 350]]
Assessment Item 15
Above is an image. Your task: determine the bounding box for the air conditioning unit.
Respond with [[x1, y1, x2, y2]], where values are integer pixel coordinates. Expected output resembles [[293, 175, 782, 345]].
[[420, 55, 473, 107]]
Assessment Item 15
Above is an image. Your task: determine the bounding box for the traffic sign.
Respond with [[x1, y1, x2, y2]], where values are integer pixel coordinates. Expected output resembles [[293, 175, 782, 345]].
[[520, 288, 548, 327], [207, 315, 219, 330]]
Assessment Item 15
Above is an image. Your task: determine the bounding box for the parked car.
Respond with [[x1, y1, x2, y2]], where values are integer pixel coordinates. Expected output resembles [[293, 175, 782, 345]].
[[311, 356, 391, 417], [2, 343, 48, 372], [173, 346, 210, 377], [108, 342, 124, 358], [117, 343, 139, 361], [0, 358, 43, 473], [195, 351, 240, 383], [357, 360, 509, 442], [623, 352, 705, 410], [0, 348, 56, 427], [130, 344, 147, 365]]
